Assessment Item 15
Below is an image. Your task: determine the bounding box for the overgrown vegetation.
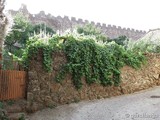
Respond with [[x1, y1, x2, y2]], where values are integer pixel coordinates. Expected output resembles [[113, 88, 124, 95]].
[[4, 13, 32, 57], [77, 24, 129, 46], [127, 30, 160, 53], [21, 33, 146, 89], [3, 17, 147, 89], [77, 24, 107, 43], [4, 13, 55, 57], [108, 35, 129, 47], [3, 12, 55, 69]]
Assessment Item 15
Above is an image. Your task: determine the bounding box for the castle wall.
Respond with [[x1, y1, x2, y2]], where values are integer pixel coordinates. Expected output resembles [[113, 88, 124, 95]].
[[8, 5, 147, 40]]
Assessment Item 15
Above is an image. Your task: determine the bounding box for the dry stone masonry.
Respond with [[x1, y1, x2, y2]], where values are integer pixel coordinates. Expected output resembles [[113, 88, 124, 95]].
[[8, 4, 146, 40], [27, 53, 160, 110]]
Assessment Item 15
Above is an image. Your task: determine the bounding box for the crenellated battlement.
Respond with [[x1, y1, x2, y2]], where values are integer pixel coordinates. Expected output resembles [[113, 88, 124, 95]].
[[8, 5, 147, 40]]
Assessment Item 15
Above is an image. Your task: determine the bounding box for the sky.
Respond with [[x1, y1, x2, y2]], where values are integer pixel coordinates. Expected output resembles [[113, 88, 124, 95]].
[[4, 0, 160, 31]]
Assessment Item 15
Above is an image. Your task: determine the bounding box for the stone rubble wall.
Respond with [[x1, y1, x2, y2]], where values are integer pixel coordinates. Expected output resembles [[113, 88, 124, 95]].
[[27, 52, 160, 109], [8, 5, 146, 40]]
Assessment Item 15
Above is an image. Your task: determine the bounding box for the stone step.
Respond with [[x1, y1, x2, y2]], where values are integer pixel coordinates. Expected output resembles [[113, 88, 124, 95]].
[[8, 112, 27, 120], [5, 104, 24, 113]]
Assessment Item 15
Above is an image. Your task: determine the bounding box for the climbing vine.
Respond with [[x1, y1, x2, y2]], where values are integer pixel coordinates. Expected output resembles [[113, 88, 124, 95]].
[[22, 37, 58, 72], [21, 34, 146, 89]]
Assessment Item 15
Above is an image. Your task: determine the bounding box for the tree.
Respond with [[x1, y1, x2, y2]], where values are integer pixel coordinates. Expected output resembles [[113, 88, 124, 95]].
[[4, 13, 56, 57], [4, 13, 33, 57], [0, 0, 8, 69]]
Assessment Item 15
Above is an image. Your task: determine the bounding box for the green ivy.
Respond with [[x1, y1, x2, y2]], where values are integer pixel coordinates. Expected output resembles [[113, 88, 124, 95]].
[[55, 36, 146, 89], [42, 45, 53, 72], [21, 35, 146, 89]]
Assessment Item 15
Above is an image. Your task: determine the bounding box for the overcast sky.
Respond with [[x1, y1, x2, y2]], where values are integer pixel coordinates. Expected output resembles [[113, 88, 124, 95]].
[[5, 0, 160, 31]]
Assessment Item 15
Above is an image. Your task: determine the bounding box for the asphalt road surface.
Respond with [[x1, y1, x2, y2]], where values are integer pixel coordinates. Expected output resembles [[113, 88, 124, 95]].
[[28, 86, 160, 120]]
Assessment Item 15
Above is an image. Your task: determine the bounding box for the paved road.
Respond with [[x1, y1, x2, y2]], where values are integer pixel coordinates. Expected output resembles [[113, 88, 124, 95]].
[[28, 86, 160, 120]]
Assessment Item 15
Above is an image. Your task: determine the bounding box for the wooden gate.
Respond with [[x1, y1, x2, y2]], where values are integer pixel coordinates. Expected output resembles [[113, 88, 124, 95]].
[[0, 70, 27, 100]]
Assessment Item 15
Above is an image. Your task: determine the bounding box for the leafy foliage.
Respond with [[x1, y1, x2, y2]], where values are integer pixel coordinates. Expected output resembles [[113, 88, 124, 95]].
[[3, 13, 55, 69], [77, 24, 130, 47], [4, 13, 33, 57], [4, 13, 56, 58], [77, 24, 108, 43], [127, 30, 160, 53], [22, 36, 59, 71], [22, 34, 146, 89], [108, 35, 129, 46], [2, 50, 14, 70]]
